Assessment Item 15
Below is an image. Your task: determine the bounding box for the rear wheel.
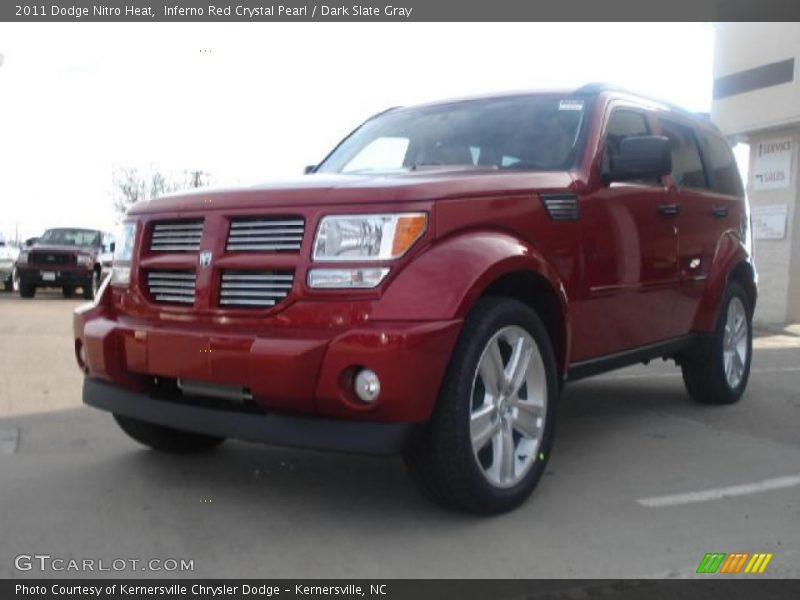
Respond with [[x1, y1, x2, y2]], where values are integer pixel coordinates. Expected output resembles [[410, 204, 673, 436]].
[[682, 282, 752, 405], [404, 297, 558, 514], [3, 277, 11, 292], [12, 267, 20, 293], [113, 414, 226, 453]]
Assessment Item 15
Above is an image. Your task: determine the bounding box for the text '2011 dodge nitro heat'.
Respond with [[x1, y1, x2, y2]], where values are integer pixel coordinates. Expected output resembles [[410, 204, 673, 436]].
[[74, 85, 756, 513]]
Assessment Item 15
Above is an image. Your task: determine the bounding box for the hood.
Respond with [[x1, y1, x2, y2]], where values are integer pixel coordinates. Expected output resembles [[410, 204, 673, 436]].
[[128, 170, 575, 216]]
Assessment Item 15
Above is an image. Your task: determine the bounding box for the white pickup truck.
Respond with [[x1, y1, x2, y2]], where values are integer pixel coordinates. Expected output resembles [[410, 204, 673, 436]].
[[0, 233, 20, 292]]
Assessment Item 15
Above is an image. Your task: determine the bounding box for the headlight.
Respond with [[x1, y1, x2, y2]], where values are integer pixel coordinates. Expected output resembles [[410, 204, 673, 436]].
[[77, 253, 93, 268], [17, 251, 28, 265], [111, 222, 136, 286], [313, 213, 427, 261]]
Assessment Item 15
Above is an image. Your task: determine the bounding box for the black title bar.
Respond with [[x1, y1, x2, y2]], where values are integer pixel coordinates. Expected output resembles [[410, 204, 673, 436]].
[[3, 0, 800, 22]]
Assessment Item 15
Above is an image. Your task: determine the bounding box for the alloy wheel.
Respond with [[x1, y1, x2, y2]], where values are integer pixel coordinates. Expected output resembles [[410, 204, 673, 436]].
[[469, 325, 547, 488], [722, 296, 748, 389]]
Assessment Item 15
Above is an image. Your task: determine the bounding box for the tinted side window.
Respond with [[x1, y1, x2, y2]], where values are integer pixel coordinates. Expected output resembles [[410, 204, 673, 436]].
[[699, 132, 743, 196], [659, 120, 708, 190]]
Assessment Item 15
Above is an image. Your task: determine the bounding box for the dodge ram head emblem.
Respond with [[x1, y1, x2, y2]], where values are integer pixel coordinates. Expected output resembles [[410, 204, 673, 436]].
[[199, 250, 213, 269]]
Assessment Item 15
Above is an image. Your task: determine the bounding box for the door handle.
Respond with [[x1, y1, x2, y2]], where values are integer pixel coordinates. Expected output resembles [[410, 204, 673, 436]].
[[657, 203, 681, 216], [711, 206, 729, 218]]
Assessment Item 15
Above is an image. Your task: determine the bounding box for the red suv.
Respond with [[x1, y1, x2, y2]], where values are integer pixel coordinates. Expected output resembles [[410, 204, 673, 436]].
[[74, 86, 755, 513]]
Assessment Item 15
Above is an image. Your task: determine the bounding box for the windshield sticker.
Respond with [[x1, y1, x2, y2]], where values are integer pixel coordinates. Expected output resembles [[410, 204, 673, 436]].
[[559, 99, 584, 111]]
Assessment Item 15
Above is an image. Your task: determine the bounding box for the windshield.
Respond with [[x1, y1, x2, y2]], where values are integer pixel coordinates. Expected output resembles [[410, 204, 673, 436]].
[[317, 95, 589, 174], [39, 228, 101, 247]]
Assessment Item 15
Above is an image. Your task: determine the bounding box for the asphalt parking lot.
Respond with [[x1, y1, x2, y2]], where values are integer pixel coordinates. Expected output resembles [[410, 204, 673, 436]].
[[0, 290, 798, 579]]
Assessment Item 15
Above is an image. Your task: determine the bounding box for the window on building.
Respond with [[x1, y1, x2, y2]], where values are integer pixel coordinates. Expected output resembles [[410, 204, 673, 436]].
[[659, 120, 708, 190]]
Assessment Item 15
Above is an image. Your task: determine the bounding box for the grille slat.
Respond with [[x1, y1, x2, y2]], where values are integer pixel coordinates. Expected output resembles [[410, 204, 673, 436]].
[[150, 220, 204, 252], [146, 270, 196, 305], [227, 217, 304, 252], [220, 270, 294, 308], [29, 252, 75, 266]]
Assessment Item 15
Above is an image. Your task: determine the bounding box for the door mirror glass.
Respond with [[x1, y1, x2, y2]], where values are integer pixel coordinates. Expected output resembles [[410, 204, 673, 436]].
[[607, 135, 671, 183]]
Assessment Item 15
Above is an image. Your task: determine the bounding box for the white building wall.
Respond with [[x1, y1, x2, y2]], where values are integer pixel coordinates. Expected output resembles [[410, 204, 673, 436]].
[[713, 23, 800, 324]]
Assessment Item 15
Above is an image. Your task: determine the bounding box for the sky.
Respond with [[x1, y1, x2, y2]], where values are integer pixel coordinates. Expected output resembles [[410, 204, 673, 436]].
[[0, 23, 715, 240]]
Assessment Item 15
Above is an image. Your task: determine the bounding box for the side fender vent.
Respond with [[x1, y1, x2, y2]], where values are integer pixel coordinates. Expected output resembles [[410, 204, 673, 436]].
[[540, 194, 580, 221]]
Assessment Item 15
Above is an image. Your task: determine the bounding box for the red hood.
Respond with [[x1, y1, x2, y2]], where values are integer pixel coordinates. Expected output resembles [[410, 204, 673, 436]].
[[127, 170, 575, 216]]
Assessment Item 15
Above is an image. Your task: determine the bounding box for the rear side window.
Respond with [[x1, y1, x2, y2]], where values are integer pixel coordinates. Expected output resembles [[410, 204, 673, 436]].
[[659, 120, 708, 190], [699, 132, 744, 196]]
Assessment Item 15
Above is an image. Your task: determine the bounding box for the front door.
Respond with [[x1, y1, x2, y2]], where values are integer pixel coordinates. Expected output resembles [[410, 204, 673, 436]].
[[572, 107, 680, 361]]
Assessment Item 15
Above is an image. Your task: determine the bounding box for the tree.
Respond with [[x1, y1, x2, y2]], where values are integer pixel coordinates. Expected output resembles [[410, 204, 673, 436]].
[[112, 168, 210, 217]]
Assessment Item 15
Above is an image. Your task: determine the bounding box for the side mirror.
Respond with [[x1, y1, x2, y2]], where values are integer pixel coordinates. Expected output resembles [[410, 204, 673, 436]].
[[109, 241, 116, 253], [25, 238, 36, 247], [606, 136, 671, 183], [303, 165, 316, 175]]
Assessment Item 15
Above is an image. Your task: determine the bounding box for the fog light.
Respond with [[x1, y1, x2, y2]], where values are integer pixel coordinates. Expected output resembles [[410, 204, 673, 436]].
[[354, 369, 381, 403]]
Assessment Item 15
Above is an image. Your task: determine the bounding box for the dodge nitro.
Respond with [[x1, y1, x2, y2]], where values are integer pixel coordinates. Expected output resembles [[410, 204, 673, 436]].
[[74, 85, 755, 513]]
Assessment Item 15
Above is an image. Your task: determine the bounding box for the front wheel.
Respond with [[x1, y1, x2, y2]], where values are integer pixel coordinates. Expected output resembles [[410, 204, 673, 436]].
[[113, 414, 226, 453], [19, 281, 35, 298], [405, 297, 558, 514], [82, 271, 100, 300], [682, 282, 752, 405]]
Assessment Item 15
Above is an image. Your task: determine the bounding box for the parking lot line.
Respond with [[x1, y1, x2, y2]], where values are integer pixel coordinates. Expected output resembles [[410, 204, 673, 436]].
[[636, 474, 800, 508]]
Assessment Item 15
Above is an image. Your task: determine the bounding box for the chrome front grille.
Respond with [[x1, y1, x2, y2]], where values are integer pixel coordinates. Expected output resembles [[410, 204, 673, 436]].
[[146, 270, 196, 305], [219, 270, 294, 308], [226, 217, 304, 252], [150, 219, 204, 252]]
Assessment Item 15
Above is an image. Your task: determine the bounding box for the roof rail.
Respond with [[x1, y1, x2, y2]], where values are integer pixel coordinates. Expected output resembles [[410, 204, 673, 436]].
[[574, 82, 703, 120]]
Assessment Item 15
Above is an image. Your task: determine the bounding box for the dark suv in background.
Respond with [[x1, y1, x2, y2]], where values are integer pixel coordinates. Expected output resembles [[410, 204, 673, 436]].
[[17, 228, 114, 299]]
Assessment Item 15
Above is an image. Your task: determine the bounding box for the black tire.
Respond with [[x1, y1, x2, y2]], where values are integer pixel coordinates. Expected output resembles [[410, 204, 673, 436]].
[[681, 281, 752, 405], [19, 282, 35, 298], [62, 286, 74, 298], [113, 414, 225, 454], [82, 270, 99, 300], [404, 297, 559, 514]]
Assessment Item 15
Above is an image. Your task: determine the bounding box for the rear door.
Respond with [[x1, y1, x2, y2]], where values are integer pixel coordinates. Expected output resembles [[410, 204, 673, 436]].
[[657, 119, 743, 335]]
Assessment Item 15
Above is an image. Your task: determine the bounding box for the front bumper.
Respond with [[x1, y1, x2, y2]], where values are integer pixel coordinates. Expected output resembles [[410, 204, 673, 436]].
[[18, 265, 92, 286], [84, 378, 417, 455], [74, 299, 462, 424]]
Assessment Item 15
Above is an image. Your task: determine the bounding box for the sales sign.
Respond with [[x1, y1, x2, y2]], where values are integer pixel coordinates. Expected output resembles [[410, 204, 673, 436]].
[[752, 137, 793, 190]]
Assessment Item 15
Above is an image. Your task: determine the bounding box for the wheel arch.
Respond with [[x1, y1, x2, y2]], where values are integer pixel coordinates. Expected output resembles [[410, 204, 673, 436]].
[[691, 232, 756, 331], [374, 230, 571, 379], [477, 270, 569, 380]]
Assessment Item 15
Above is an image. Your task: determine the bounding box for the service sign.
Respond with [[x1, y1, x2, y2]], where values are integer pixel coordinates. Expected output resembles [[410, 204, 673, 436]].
[[752, 137, 793, 190]]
